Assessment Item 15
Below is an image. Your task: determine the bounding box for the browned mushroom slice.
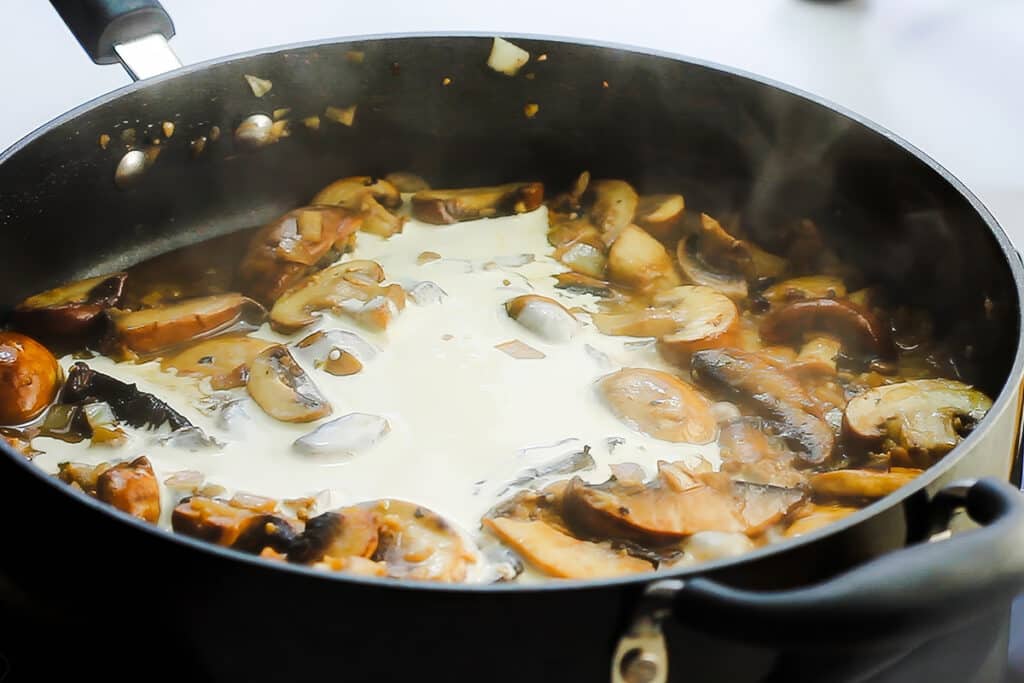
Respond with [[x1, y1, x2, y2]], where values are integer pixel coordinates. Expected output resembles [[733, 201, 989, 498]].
[[547, 216, 601, 249], [161, 335, 275, 389], [552, 272, 618, 299], [698, 473, 807, 535], [11, 272, 127, 345], [810, 467, 922, 500], [675, 235, 747, 300], [104, 294, 267, 359], [411, 182, 544, 224], [759, 298, 892, 356], [585, 179, 638, 243], [635, 194, 685, 239], [246, 345, 332, 423], [269, 260, 404, 334], [561, 468, 746, 545], [173, 495, 264, 546], [238, 206, 363, 304], [286, 507, 380, 563], [606, 225, 681, 291], [548, 170, 591, 214], [697, 213, 787, 280], [505, 295, 578, 343], [384, 171, 430, 193], [484, 517, 651, 579], [96, 456, 160, 523], [362, 499, 477, 582], [784, 503, 859, 537], [691, 349, 834, 464], [597, 368, 716, 444], [762, 276, 847, 305], [312, 176, 403, 209], [312, 176, 406, 238], [58, 460, 111, 493], [844, 379, 992, 455]]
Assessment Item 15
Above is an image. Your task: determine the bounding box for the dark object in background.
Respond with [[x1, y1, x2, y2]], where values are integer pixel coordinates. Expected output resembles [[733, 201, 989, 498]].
[[1, 1, 1023, 681]]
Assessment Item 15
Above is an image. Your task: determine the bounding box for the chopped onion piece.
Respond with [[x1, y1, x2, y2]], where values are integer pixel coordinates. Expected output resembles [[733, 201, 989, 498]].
[[495, 339, 545, 359], [293, 413, 391, 458], [324, 105, 357, 126], [158, 426, 224, 451], [244, 74, 273, 97], [487, 37, 530, 76], [408, 281, 448, 306]]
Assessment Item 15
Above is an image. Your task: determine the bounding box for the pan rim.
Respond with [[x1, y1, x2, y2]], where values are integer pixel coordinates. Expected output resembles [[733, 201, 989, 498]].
[[2, 31, 1022, 595]]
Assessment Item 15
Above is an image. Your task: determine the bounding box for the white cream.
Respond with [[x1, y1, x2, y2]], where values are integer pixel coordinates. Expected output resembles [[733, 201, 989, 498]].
[[30, 206, 720, 578]]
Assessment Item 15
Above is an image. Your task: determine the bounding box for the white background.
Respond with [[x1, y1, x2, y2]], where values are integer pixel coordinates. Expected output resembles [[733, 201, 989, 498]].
[[1, 0, 1022, 244]]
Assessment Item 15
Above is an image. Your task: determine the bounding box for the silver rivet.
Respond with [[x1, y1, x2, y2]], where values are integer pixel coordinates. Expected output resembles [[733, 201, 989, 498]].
[[114, 149, 146, 188], [620, 648, 662, 683], [235, 113, 274, 148]]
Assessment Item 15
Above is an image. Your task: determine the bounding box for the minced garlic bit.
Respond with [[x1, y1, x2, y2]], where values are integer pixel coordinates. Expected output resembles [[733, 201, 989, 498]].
[[98, 133, 110, 149], [442, 77, 453, 86], [537, 53, 548, 62], [495, 339, 545, 359], [524, 103, 539, 119], [417, 251, 442, 265], [209, 125, 221, 141], [273, 108, 291, 120], [162, 121, 175, 138], [487, 37, 530, 76], [303, 116, 321, 130], [324, 105, 357, 127], [345, 50, 365, 64], [244, 74, 273, 97], [602, 80, 610, 89]]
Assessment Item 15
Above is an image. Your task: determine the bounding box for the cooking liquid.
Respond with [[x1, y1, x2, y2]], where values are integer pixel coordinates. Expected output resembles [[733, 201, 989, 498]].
[[30, 205, 720, 581]]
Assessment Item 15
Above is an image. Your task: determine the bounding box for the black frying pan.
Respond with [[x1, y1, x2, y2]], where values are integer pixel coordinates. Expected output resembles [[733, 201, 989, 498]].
[[1, 2, 1023, 681]]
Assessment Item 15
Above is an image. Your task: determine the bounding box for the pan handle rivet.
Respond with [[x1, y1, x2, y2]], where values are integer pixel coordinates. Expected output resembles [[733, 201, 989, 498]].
[[619, 648, 661, 683]]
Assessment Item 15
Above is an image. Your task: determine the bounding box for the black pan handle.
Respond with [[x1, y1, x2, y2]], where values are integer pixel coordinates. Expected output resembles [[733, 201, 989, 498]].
[[51, 0, 174, 65], [672, 477, 1024, 647]]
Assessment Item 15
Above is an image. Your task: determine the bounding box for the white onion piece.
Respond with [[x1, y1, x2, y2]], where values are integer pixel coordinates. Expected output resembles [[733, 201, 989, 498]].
[[293, 413, 391, 458], [487, 37, 530, 76], [408, 281, 448, 306], [681, 531, 755, 563], [217, 399, 252, 432], [493, 253, 535, 268], [158, 426, 224, 451]]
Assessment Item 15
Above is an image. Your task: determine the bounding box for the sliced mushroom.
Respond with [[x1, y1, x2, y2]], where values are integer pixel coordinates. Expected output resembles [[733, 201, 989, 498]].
[[691, 349, 834, 464], [11, 272, 127, 345], [312, 176, 406, 238], [294, 329, 377, 375], [784, 503, 859, 537], [697, 213, 787, 280], [58, 460, 111, 493], [293, 413, 391, 458], [246, 345, 332, 423], [238, 206, 363, 304], [61, 362, 193, 431], [585, 180, 638, 243], [548, 216, 601, 249], [762, 276, 847, 305], [232, 514, 301, 555], [552, 236, 607, 278], [0, 332, 61, 425], [810, 467, 922, 499], [161, 335, 275, 389], [675, 235, 747, 300], [597, 368, 716, 444], [844, 379, 992, 455], [505, 295, 579, 343], [173, 496, 267, 546], [606, 225, 681, 291], [561, 466, 746, 545], [269, 260, 404, 334], [759, 298, 892, 356], [104, 294, 267, 359], [96, 456, 160, 523], [483, 517, 651, 579], [363, 499, 478, 582], [411, 182, 544, 224], [552, 272, 618, 299], [635, 194, 685, 239], [791, 336, 842, 376], [312, 176, 402, 209], [384, 171, 430, 193], [288, 507, 380, 563]]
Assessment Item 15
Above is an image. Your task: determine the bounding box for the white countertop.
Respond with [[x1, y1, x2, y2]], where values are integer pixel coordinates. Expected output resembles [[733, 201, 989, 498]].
[[2, 0, 1021, 244]]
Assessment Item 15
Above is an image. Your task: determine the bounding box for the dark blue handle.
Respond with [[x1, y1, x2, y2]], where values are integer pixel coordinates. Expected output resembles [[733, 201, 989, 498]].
[[671, 478, 1024, 646], [51, 0, 174, 65]]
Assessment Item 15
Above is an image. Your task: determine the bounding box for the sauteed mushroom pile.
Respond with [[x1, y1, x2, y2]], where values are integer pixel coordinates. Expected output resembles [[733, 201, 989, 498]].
[[0, 172, 991, 582]]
